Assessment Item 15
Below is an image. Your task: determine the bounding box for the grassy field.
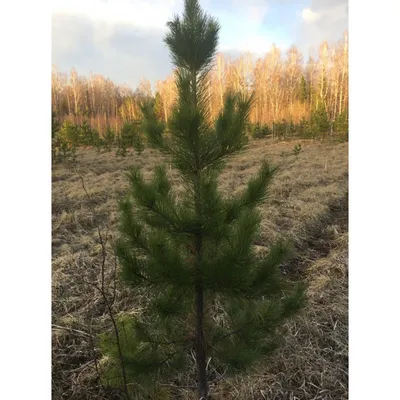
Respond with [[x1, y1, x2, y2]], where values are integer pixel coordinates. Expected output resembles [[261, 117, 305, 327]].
[[52, 138, 348, 399]]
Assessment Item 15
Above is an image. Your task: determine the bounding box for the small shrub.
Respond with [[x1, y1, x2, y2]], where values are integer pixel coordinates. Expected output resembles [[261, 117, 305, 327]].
[[53, 135, 74, 162], [117, 120, 145, 156], [293, 143, 302, 156], [297, 117, 312, 138], [117, 121, 136, 156], [92, 129, 102, 153], [333, 109, 349, 138], [289, 120, 296, 135], [273, 120, 288, 140], [53, 121, 80, 162], [103, 126, 116, 152], [63, 121, 81, 148], [132, 131, 145, 155], [310, 105, 330, 136], [57, 138, 72, 161], [52, 111, 61, 140], [80, 120, 96, 146], [250, 123, 272, 139], [52, 112, 61, 162]]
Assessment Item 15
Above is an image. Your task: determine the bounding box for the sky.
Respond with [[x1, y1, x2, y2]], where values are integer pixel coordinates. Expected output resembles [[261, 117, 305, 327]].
[[52, 0, 348, 89]]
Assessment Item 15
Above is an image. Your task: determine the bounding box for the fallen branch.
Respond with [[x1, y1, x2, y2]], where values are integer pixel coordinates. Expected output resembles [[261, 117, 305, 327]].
[[77, 170, 131, 400], [52, 324, 90, 337]]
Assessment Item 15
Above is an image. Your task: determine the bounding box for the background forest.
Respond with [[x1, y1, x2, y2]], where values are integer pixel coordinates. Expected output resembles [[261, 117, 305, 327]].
[[52, 33, 348, 139]]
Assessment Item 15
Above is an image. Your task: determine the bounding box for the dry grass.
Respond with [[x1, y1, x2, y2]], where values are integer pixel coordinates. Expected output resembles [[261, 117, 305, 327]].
[[52, 138, 348, 399]]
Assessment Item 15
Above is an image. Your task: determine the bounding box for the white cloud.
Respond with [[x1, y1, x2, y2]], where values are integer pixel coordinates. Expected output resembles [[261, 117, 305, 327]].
[[220, 34, 287, 56], [52, 0, 183, 83], [51, 13, 173, 88], [247, 5, 268, 25], [51, 0, 347, 88], [213, 0, 274, 55], [301, 8, 320, 23], [230, 0, 269, 25], [52, 0, 180, 31], [296, 0, 347, 56]]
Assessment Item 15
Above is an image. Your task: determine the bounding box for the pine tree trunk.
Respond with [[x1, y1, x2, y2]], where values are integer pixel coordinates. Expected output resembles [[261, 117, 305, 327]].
[[192, 69, 208, 399], [195, 263, 208, 399], [194, 208, 207, 398], [193, 170, 207, 399]]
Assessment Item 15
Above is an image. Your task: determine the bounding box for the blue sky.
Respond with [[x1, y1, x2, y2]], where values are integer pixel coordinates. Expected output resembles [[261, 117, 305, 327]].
[[52, 0, 348, 89]]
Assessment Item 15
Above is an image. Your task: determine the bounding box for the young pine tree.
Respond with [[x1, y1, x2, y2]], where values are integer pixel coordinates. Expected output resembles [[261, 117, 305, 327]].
[[310, 104, 330, 136], [103, 126, 116, 152], [80, 120, 95, 146], [101, 1, 306, 398], [299, 75, 308, 104], [154, 92, 165, 121], [132, 131, 145, 155], [52, 111, 61, 140], [333, 108, 349, 137], [52, 111, 61, 162]]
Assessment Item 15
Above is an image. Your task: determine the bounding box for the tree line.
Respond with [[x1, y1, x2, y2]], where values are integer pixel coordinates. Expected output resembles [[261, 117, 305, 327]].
[[51, 34, 348, 163], [52, 32, 348, 136]]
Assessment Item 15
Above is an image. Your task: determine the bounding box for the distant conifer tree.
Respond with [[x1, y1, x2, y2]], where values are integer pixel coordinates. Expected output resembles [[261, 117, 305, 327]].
[[52, 111, 61, 161], [299, 75, 308, 104], [311, 104, 330, 135], [52, 111, 61, 140], [103, 126, 116, 152], [333, 108, 349, 137]]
